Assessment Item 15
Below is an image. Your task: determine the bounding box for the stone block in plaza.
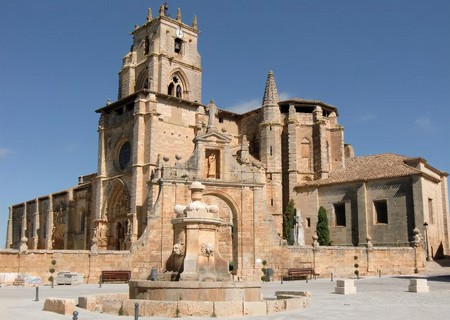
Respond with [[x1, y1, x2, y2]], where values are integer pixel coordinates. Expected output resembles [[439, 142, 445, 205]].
[[335, 279, 356, 295], [266, 299, 286, 314], [275, 290, 312, 299], [213, 301, 243, 317], [43, 298, 75, 315], [177, 301, 214, 317], [78, 296, 96, 311], [285, 297, 308, 310], [101, 299, 122, 315], [409, 279, 429, 293], [243, 301, 267, 316]]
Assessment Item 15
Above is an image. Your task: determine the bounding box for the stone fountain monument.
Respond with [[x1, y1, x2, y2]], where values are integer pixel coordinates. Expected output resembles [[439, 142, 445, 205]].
[[129, 181, 262, 303], [79, 181, 308, 317]]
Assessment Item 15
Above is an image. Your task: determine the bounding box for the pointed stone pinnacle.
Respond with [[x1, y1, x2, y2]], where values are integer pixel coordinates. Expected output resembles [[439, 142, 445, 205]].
[[192, 15, 198, 30], [262, 70, 279, 107]]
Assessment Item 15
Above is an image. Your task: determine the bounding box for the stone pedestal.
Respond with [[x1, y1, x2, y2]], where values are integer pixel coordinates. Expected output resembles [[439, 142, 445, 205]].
[[409, 279, 429, 293], [335, 279, 356, 295], [171, 181, 231, 282]]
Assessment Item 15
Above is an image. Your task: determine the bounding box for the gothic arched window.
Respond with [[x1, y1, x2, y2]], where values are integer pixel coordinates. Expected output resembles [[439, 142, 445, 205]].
[[301, 138, 311, 158], [168, 83, 175, 96], [167, 75, 183, 98], [118, 141, 131, 170], [136, 71, 149, 91]]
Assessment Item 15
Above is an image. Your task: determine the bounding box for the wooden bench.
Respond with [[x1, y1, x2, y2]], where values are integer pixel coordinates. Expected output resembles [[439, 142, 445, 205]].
[[100, 270, 131, 283], [284, 263, 316, 280]]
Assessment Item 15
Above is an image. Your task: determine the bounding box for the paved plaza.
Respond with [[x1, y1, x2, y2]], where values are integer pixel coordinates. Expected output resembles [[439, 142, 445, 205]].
[[1, 260, 449, 320]]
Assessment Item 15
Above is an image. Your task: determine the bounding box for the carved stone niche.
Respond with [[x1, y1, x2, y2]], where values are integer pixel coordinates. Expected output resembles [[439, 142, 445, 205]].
[[205, 149, 220, 179]]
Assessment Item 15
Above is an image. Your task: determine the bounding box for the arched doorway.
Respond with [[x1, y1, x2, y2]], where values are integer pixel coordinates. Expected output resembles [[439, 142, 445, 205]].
[[203, 193, 239, 274], [104, 179, 130, 250]]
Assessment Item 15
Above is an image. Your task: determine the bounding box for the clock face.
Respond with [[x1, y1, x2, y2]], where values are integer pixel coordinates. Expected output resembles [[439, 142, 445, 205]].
[[176, 28, 184, 39]]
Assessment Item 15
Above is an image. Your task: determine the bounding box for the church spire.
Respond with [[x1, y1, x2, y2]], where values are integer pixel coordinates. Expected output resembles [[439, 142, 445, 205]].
[[262, 70, 279, 107]]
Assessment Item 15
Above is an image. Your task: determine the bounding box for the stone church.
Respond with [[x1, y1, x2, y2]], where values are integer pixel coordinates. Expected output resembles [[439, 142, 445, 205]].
[[6, 5, 449, 272]]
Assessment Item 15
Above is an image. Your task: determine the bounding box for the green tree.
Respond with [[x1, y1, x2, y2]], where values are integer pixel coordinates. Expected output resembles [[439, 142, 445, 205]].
[[283, 199, 295, 244], [316, 206, 331, 246]]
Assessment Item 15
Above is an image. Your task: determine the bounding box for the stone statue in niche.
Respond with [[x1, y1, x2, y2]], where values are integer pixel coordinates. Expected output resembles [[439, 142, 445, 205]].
[[207, 153, 216, 178], [96, 222, 108, 247], [99, 223, 107, 238]]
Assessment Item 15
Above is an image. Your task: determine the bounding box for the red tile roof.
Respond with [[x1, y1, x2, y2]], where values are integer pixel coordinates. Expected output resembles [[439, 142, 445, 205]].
[[297, 153, 422, 187]]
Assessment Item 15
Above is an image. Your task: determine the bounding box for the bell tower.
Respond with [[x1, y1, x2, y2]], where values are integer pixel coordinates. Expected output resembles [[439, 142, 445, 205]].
[[118, 5, 202, 103]]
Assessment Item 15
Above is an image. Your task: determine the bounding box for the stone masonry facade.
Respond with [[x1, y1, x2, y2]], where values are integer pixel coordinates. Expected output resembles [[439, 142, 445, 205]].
[[4, 5, 449, 280]]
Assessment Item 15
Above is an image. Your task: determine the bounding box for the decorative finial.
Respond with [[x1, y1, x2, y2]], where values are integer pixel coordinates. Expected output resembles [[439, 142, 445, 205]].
[[176, 8, 181, 22], [159, 3, 165, 17], [192, 15, 198, 30], [147, 8, 152, 21], [189, 181, 205, 202], [262, 70, 280, 107]]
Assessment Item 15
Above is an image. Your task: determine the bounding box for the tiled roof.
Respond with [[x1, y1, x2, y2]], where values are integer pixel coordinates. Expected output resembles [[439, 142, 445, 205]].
[[297, 153, 422, 187]]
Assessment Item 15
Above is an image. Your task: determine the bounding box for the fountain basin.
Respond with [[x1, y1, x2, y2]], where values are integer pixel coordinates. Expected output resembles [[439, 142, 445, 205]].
[[129, 280, 262, 302]]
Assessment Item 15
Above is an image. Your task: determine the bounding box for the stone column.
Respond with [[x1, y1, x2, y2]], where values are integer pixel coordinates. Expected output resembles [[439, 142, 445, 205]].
[[253, 186, 263, 271], [64, 190, 74, 250], [64, 207, 69, 250], [128, 93, 147, 245], [46, 195, 54, 249], [6, 206, 13, 248], [313, 106, 329, 179], [441, 177, 450, 253], [287, 104, 298, 201], [95, 115, 106, 221], [33, 198, 39, 249], [411, 175, 425, 228], [356, 182, 368, 246], [21, 203, 27, 240]]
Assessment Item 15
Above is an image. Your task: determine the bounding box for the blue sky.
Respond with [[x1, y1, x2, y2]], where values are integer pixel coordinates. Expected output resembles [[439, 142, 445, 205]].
[[0, 1, 449, 247]]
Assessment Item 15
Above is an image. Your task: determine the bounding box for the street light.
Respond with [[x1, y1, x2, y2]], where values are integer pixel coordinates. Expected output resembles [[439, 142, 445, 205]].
[[423, 222, 431, 261]]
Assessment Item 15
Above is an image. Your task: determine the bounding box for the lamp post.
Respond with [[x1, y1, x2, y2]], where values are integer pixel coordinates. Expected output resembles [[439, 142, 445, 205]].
[[423, 222, 431, 261]]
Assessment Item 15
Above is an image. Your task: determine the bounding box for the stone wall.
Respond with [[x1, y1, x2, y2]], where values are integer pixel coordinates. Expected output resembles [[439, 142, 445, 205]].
[[295, 177, 419, 247], [0, 250, 131, 284], [0, 244, 420, 284], [256, 245, 419, 280]]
